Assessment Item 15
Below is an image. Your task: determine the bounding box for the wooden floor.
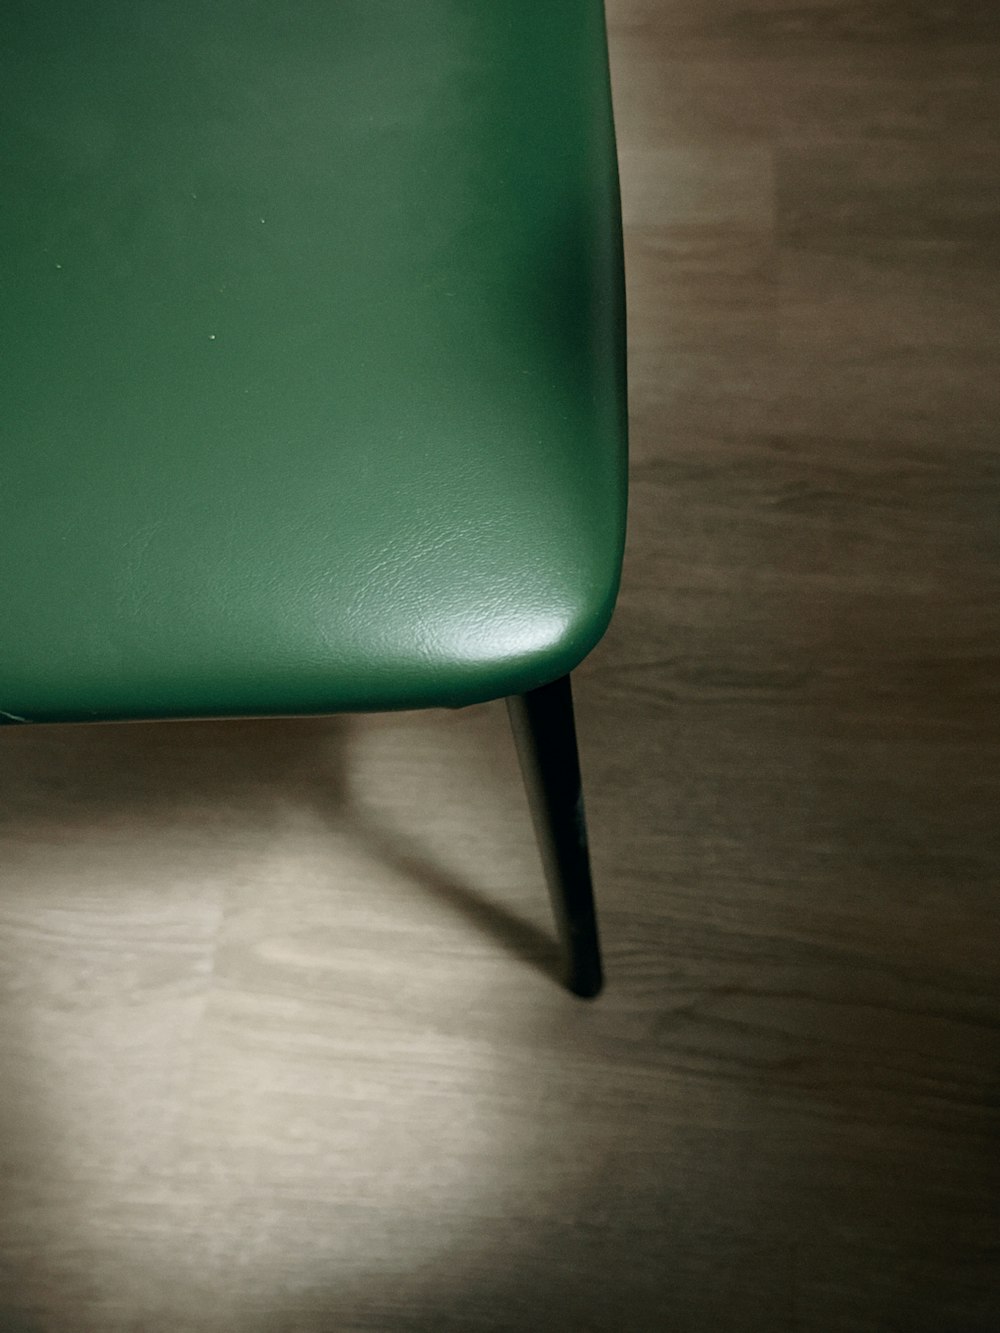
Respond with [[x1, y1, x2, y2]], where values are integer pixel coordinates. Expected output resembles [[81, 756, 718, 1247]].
[[2, 4, 1000, 1330]]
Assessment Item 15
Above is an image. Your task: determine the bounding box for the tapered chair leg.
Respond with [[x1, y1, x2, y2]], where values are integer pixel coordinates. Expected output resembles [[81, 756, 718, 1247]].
[[506, 674, 603, 998]]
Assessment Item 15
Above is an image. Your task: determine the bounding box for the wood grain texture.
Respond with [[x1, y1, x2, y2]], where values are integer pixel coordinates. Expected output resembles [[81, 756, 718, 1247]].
[[1, 4, 999, 1330]]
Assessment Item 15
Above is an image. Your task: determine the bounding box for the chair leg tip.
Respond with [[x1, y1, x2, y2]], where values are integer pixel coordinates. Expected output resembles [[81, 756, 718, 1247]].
[[567, 967, 603, 999]]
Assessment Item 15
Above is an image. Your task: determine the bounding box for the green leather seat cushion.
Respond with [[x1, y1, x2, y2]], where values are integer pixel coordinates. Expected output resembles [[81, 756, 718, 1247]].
[[0, 0, 626, 723]]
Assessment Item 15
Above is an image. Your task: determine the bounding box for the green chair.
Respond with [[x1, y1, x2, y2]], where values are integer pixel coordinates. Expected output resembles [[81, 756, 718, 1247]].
[[0, 1, 627, 997]]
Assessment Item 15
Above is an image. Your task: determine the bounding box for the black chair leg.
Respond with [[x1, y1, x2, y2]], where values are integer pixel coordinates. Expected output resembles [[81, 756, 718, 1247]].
[[506, 674, 604, 998]]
